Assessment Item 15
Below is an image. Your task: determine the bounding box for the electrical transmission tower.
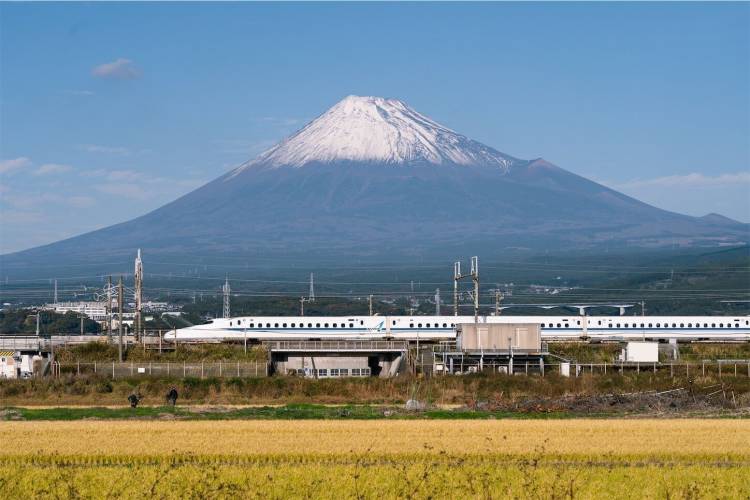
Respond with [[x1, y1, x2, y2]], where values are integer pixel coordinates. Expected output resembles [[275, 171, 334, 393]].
[[222, 277, 231, 319], [309, 273, 315, 302], [134, 249, 143, 341], [470, 256, 479, 322], [453, 257, 479, 320]]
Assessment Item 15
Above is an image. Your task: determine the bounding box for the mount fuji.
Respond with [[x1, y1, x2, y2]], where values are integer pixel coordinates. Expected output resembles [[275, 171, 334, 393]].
[[3, 95, 747, 274]]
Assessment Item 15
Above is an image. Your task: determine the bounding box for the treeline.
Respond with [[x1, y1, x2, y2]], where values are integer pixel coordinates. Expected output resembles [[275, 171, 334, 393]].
[[0, 309, 101, 335]]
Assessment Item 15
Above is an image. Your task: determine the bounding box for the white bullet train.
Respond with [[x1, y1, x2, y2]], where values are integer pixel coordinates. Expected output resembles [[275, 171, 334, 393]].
[[164, 315, 750, 342]]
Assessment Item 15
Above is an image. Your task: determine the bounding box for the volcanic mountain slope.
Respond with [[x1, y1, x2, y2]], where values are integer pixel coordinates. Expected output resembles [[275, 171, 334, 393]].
[[2, 96, 747, 272]]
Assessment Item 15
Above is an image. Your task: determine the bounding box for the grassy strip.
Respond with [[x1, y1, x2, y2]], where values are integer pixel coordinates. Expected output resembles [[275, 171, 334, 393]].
[[2, 404, 585, 421]]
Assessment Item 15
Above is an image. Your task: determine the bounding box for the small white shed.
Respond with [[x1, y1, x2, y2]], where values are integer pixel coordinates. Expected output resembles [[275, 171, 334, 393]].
[[622, 342, 659, 363]]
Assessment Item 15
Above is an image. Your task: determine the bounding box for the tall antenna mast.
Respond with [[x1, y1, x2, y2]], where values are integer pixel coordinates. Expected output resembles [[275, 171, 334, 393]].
[[309, 273, 315, 302], [107, 276, 112, 341], [118, 276, 124, 362], [222, 276, 231, 319], [134, 249, 143, 342]]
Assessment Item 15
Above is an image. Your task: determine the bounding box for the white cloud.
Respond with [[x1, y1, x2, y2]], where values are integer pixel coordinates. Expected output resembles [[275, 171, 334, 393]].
[[91, 58, 141, 79], [34, 163, 74, 176], [0, 157, 32, 174], [615, 172, 750, 189], [1, 192, 95, 210], [81, 144, 130, 155], [603, 171, 750, 222]]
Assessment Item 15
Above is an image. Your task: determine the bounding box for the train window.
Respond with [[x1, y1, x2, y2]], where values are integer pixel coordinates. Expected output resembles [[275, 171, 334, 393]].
[[291, 323, 295, 328], [393, 320, 397, 325], [333, 323, 337, 328], [648, 323, 652, 328], [680, 323, 684, 328], [283, 323, 287, 328], [360, 321, 364, 325], [687, 323, 691, 328], [736, 324, 740, 328], [324, 323, 329, 328], [410, 324, 414, 328], [316, 323, 320, 328], [229, 322, 232, 326], [250, 323, 254, 328], [308, 323, 312, 328], [349, 324, 354, 328], [541, 323, 545, 328], [557, 323, 561, 328], [274, 323, 279, 328], [418, 323, 422, 328], [608, 324, 612, 328], [704, 323, 708, 327], [565, 324, 569, 328], [577, 320, 581, 325], [266, 323, 271, 328], [640, 323, 644, 328], [656, 323, 660, 327], [443, 323, 447, 328], [672, 323, 677, 328], [598, 321, 602, 325], [451, 323, 455, 327], [719, 323, 723, 328]]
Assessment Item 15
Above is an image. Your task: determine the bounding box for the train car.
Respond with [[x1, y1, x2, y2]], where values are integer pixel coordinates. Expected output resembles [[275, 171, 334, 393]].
[[163, 315, 750, 342]]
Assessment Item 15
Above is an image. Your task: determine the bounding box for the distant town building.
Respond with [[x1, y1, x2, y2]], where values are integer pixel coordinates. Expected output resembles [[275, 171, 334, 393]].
[[44, 301, 108, 321]]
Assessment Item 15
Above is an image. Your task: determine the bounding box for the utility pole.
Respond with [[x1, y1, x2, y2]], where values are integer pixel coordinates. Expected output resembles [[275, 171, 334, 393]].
[[368, 295, 373, 316], [453, 261, 461, 316], [222, 277, 231, 319], [35, 312, 40, 336], [300, 297, 306, 316], [107, 276, 112, 341], [435, 289, 440, 316], [118, 276, 124, 362], [80, 314, 84, 335], [309, 273, 315, 302], [471, 256, 479, 323], [641, 301, 646, 316], [54, 279, 58, 304], [134, 249, 143, 342]]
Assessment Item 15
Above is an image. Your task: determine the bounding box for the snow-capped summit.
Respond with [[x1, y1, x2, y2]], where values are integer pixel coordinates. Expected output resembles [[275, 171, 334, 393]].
[[234, 95, 520, 172]]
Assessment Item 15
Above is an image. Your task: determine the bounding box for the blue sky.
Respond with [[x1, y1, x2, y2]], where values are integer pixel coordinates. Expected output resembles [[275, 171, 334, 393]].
[[1, 2, 748, 254]]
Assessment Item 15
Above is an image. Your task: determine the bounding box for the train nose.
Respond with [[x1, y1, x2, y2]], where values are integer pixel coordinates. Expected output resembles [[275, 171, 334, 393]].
[[163, 330, 176, 341]]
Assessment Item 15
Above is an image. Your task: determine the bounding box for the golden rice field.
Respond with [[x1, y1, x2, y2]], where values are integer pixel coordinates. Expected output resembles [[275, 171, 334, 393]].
[[1, 419, 749, 498]]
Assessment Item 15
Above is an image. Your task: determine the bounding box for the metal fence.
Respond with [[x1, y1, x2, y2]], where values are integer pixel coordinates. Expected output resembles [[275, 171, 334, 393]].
[[56, 361, 268, 379], [432, 360, 750, 377]]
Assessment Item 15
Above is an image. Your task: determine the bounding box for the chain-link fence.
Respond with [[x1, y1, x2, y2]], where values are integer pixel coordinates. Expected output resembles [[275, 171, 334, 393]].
[[57, 361, 268, 378]]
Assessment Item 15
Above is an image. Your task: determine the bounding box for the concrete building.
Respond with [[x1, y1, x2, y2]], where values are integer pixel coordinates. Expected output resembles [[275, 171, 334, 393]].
[[266, 340, 408, 378], [0, 351, 18, 379]]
